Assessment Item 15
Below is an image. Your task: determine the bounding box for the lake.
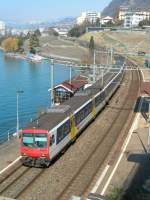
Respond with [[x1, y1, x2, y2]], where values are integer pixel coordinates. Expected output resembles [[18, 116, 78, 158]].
[[0, 51, 77, 142]]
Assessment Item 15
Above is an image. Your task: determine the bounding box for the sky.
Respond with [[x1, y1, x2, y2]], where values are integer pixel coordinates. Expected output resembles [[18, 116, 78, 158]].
[[0, 0, 111, 22]]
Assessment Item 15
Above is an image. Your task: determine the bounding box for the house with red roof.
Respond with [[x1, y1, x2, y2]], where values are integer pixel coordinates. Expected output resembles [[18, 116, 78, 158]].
[[49, 75, 88, 104]]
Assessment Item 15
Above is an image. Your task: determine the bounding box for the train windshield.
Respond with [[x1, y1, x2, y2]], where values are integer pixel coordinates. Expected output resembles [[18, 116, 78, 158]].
[[22, 133, 47, 148]]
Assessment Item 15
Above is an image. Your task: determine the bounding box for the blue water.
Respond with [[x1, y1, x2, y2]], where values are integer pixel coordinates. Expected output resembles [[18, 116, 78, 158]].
[[0, 51, 77, 142]]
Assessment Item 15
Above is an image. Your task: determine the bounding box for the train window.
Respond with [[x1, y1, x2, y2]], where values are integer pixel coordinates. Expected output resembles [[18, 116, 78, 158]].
[[56, 120, 70, 144], [50, 135, 55, 146], [87, 102, 92, 115], [22, 133, 47, 148], [75, 102, 92, 125], [95, 92, 105, 107]]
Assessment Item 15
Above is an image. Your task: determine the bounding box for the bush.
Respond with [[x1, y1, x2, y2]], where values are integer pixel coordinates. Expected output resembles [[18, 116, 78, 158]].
[[106, 188, 124, 200]]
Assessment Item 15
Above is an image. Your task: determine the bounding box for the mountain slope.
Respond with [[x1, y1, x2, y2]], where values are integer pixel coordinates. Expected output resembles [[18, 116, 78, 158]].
[[102, 0, 150, 17]]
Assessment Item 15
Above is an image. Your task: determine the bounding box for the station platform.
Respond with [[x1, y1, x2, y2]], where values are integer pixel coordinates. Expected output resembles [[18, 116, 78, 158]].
[[94, 99, 150, 196], [0, 138, 20, 172]]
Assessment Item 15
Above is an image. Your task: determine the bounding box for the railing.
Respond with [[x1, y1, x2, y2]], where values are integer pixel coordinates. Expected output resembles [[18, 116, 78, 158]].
[[0, 127, 17, 144]]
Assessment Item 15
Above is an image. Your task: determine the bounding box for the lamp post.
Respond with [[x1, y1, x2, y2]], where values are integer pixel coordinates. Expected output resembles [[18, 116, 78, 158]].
[[69, 63, 72, 85], [110, 46, 113, 65], [145, 97, 150, 153], [101, 67, 104, 88], [50, 59, 54, 107], [147, 99, 150, 153], [93, 50, 96, 83], [16, 90, 24, 138]]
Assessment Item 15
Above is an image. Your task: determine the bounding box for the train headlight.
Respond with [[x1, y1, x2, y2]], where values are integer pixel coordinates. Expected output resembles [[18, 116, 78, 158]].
[[41, 153, 47, 157], [22, 153, 27, 156]]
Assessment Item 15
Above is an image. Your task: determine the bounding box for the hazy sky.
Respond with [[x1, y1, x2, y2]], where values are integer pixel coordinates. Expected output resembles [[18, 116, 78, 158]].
[[0, 0, 111, 22]]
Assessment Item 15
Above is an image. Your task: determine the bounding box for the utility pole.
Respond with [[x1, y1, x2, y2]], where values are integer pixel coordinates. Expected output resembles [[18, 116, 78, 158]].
[[110, 46, 113, 65], [107, 48, 109, 65], [51, 59, 54, 107], [147, 100, 150, 152], [101, 68, 104, 88], [16, 90, 24, 138], [69, 63, 72, 85], [93, 50, 96, 83]]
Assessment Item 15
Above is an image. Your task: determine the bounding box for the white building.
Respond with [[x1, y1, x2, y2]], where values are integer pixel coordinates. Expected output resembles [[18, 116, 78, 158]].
[[53, 28, 68, 37], [11, 29, 21, 36], [77, 11, 101, 25], [0, 21, 6, 35], [124, 11, 150, 28], [118, 6, 130, 20], [101, 16, 114, 25], [119, 6, 150, 21]]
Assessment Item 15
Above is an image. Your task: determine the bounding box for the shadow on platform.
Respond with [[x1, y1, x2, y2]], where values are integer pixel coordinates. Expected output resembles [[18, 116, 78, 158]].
[[127, 153, 150, 164], [134, 96, 150, 113], [122, 152, 150, 200], [122, 138, 150, 200]]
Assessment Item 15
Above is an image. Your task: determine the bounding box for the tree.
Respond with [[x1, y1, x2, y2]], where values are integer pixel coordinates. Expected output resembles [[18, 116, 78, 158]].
[[34, 29, 41, 37], [47, 28, 59, 36], [30, 47, 36, 54], [105, 20, 114, 27], [114, 20, 124, 27], [2, 37, 19, 52], [89, 36, 95, 52], [96, 18, 100, 27], [17, 36, 25, 52], [29, 33, 39, 54], [68, 25, 86, 37], [89, 36, 95, 64], [139, 19, 150, 27], [26, 31, 31, 39]]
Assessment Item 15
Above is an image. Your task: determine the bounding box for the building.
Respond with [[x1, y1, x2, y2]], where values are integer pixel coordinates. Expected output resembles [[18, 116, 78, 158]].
[[119, 6, 150, 21], [124, 11, 150, 28], [101, 16, 114, 25], [118, 6, 150, 28], [53, 28, 68, 37], [77, 11, 101, 25], [49, 75, 88, 104], [118, 6, 130, 20], [0, 21, 6, 35]]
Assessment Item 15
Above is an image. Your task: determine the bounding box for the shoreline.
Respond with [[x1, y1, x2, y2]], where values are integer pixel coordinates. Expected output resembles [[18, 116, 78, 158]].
[[1, 49, 81, 65], [5, 52, 26, 60]]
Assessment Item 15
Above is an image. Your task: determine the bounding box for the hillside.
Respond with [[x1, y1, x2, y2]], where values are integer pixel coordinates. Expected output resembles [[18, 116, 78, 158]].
[[102, 0, 150, 17]]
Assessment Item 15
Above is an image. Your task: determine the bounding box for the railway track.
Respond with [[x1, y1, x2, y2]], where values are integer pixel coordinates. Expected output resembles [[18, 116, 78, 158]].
[[0, 164, 44, 199], [0, 61, 141, 200], [17, 63, 141, 200], [0, 67, 120, 200], [55, 64, 141, 200]]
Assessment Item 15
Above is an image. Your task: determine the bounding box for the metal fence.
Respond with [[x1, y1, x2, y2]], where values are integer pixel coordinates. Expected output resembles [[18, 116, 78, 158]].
[[0, 127, 17, 144]]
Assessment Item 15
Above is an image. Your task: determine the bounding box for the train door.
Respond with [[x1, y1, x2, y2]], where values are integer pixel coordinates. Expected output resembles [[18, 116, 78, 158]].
[[70, 113, 77, 140], [49, 131, 57, 160]]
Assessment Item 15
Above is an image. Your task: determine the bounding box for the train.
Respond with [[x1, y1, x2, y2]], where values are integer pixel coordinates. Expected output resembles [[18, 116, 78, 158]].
[[20, 58, 124, 167]]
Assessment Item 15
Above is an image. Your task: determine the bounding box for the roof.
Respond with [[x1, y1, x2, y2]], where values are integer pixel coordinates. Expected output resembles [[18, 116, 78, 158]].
[[54, 75, 88, 93], [102, 16, 113, 20]]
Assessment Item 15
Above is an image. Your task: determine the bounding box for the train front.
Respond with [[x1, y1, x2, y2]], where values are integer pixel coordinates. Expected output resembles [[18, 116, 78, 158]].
[[20, 129, 50, 167]]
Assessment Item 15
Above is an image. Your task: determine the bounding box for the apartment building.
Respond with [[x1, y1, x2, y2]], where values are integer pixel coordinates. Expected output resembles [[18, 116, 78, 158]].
[[76, 11, 101, 25], [124, 11, 150, 28]]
